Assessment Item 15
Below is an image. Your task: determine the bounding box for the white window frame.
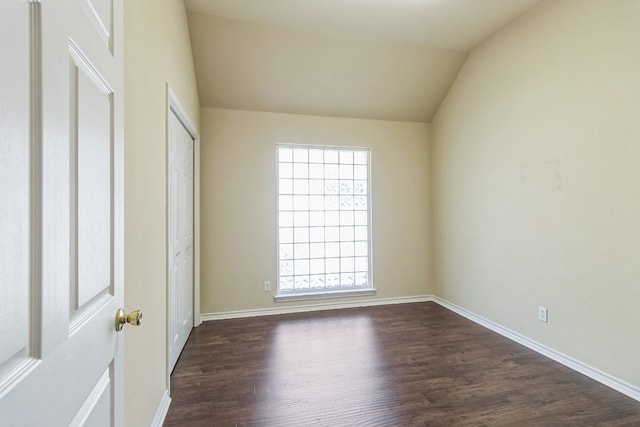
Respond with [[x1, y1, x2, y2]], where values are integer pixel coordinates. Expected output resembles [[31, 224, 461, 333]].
[[275, 144, 375, 302]]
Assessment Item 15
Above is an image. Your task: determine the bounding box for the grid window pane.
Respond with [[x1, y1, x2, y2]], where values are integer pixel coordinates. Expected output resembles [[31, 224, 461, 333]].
[[280, 261, 293, 275], [279, 147, 293, 162], [309, 211, 324, 226], [293, 163, 308, 178], [354, 226, 367, 241], [294, 227, 309, 242], [325, 150, 339, 163], [277, 145, 372, 295], [293, 211, 309, 227], [309, 180, 324, 195], [340, 226, 354, 241], [340, 241, 354, 257], [355, 241, 368, 256], [355, 257, 368, 272], [354, 165, 367, 180], [280, 228, 293, 244], [340, 273, 354, 287], [280, 179, 293, 194], [310, 274, 325, 289], [293, 148, 308, 163], [294, 243, 309, 259], [325, 226, 340, 242], [280, 276, 293, 290], [309, 227, 325, 243], [339, 151, 353, 164], [354, 180, 367, 194], [325, 180, 339, 194], [280, 211, 293, 227], [309, 195, 324, 210], [325, 196, 339, 210], [326, 274, 340, 288], [326, 258, 340, 274], [294, 259, 309, 275], [279, 163, 293, 178], [309, 149, 324, 163], [341, 257, 355, 272], [355, 272, 368, 287], [339, 196, 353, 209], [293, 179, 309, 194], [354, 151, 367, 164], [326, 242, 339, 257], [339, 164, 353, 179], [310, 259, 324, 275], [355, 211, 367, 225], [310, 243, 324, 258], [293, 195, 309, 211], [340, 181, 353, 194], [340, 211, 354, 226], [354, 196, 367, 210], [295, 276, 310, 290], [309, 164, 324, 179], [325, 211, 339, 226], [280, 244, 293, 260], [279, 195, 293, 211], [325, 164, 339, 179]]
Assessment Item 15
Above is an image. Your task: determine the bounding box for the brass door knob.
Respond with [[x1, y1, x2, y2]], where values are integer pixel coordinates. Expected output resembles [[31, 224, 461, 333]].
[[115, 309, 143, 331]]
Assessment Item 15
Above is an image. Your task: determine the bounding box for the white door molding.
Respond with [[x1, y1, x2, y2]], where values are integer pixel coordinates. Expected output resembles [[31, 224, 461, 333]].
[[165, 84, 200, 383]]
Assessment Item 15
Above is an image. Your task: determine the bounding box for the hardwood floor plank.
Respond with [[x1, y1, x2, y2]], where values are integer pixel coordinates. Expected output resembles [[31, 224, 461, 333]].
[[164, 302, 640, 426]]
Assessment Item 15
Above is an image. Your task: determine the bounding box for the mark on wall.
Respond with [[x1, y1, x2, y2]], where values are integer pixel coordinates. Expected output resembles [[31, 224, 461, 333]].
[[520, 160, 561, 192]]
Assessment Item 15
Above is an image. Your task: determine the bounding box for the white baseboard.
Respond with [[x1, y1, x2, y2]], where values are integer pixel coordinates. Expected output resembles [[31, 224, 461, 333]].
[[433, 296, 640, 402], [150, 390, 171, 427], [200, 295, 434, 321]]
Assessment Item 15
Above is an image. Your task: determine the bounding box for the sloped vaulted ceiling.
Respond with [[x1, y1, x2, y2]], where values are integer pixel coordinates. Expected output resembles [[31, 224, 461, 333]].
[[184, 0, 542, 122]]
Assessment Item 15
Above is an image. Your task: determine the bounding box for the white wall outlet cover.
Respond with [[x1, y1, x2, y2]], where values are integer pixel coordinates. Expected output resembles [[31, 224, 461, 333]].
[[538, 306, 548, 322]]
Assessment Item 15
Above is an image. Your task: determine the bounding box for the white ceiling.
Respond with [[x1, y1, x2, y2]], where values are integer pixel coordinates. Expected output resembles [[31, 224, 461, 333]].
[[184, 0, 542, 122]]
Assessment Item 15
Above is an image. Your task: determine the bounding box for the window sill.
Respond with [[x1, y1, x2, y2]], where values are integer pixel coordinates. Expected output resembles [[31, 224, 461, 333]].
[[274, 288, 376, 303]]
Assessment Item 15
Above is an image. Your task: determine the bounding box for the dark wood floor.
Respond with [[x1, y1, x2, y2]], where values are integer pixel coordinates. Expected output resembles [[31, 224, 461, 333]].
[[164, 302, 640, 426]]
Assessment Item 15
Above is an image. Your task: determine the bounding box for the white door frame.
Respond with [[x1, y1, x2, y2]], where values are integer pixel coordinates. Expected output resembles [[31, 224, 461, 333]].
[[165, 85, 200, 386]]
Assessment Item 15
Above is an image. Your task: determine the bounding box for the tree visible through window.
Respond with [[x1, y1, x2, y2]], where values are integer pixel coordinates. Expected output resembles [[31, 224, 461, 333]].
[[277, 145, 372, 297]]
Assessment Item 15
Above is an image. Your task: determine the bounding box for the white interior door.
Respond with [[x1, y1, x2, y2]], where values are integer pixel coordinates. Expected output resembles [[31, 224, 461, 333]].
[[168, 110, 195, 372], [0, 0, 125, 425]]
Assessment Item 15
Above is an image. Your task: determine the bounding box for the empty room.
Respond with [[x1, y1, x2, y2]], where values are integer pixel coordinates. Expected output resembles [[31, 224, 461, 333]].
[[1, 0, 639, 425]]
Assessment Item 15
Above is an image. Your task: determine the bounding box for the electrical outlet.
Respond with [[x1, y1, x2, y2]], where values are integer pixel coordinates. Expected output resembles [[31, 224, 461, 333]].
[[264, 281, 271, 292], [538, 306, 548, 323]]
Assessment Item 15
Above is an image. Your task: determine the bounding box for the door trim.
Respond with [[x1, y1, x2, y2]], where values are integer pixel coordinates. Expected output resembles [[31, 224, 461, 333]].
[[165, 84, 200, 390]]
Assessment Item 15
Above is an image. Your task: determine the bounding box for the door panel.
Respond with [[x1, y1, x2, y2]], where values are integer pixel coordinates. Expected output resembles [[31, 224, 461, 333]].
[[79, 0, 113, 50], [169, 111, 194, 371], [0, 0, 124, 425], [70, 368, 111, 427], [73, 45, 113, 311], [0, 0, 31, 386]]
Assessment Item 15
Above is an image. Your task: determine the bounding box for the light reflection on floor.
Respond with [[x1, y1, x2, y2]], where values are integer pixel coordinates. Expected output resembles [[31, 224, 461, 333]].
[[253, 314, 398, 426]]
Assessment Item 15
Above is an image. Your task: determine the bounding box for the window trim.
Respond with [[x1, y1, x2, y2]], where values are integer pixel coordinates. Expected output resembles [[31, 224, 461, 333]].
[[274, 288, 376, 303], [275, 143, 374, 300]]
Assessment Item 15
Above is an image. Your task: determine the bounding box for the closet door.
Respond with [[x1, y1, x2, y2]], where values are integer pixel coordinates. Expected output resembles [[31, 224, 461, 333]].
[[168, 109, 195, 372]]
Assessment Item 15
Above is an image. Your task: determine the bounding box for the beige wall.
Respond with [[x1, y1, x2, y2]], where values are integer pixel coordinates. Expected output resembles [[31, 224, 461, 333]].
[[200, 108, 432, 313], [431, 0, 640, 389], [123, 1, 199, 425]]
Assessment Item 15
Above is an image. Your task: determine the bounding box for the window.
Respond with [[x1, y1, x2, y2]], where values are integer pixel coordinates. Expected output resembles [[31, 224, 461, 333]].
[[276, 144, 373, 300]]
